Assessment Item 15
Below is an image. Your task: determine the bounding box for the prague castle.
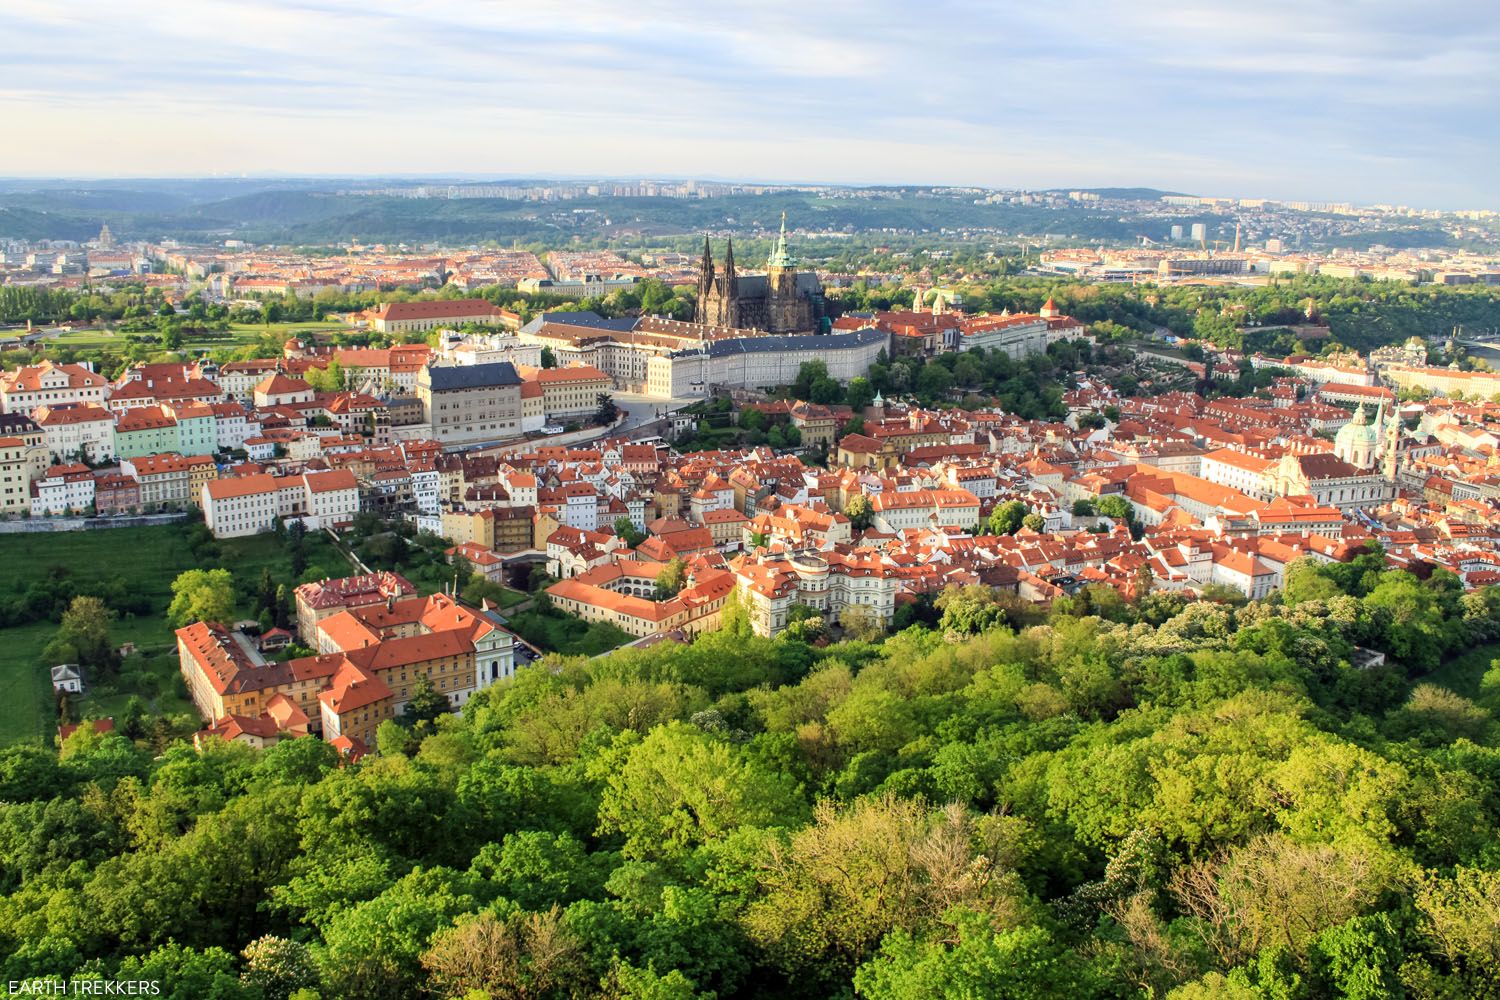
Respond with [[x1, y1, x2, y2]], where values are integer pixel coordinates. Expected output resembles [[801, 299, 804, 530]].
[[696, 214, 824, 334]]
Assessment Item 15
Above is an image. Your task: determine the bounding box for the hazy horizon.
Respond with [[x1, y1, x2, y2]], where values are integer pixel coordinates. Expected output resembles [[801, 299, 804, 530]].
[[5, 0, 1497, 210]]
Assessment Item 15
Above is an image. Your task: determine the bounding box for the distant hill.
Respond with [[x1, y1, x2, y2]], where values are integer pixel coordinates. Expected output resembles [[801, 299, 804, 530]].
[[0, 186, 1148, 245], [1055, 187, 1190, 200], [0, 206, 101, 242]]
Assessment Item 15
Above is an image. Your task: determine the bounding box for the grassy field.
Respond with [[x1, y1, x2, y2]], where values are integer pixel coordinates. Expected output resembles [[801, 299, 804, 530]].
[[1423, 641, 1500, 700], [0, 524, 348, 746], [39, 320, 353, 357], [226, 321, 351, 341], [41, 328, 126, 349]]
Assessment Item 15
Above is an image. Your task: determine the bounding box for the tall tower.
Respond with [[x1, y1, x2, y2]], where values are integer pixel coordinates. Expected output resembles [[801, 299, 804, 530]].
[[719, 237, 737, 327], [765, 211, 809, 332], [694, 235, 715, 324], [1382, 402, 1403, 483], [767, 212, 794, 288]]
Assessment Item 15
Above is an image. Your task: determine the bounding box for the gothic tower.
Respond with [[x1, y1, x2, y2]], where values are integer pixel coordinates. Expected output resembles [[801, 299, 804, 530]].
[[694, 235, 715, 325], [719, 237, 737, 327]]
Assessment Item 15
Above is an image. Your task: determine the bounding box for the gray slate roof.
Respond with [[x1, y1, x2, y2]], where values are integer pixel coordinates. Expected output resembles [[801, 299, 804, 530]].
[[425, 361, 522, 391]]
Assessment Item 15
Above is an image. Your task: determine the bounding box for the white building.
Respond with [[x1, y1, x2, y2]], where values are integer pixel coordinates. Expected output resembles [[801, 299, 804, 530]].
[[302, 469, 359, 529], [34, 404, 115, 463], [0, 361, 109, 414], [29, 464, 96, 515], [1198, 449, 1275, 500], [869, 488, 981, 533], [202, 469, 361, 538], [733, 549, 900, 638]]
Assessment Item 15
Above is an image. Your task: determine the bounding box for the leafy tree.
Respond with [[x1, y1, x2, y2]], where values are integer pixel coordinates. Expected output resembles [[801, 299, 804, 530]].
[[844, 493, 874, 530], [167, 568, 235, 626], [596, 392, 620, 425], [1095, 494, 1134, 524], [845, 376, 875, 412], [47, 595, 119, 674], [839, 604, 885, 643], [1281, 558, 1344, 605], [304, 359, 344, 392], [114, 943, 255, 1000], [241, 935, 320, 1000], [614, 516, 646, 548], [402, 675, 451, 725], [654, 558, 687, 601], [854, 915, 1089, 1000], [744, 796, 1027, 983], [421, 907, 587, 1000], [792, 360, 830, 401], [915, 363, 953, 398], [597, 722, 807, 859], [987, 500, 1028, 535]]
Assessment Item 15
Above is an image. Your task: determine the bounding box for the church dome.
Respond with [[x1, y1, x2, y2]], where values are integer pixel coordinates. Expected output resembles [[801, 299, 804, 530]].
[[1334, 404, 1379, 466]]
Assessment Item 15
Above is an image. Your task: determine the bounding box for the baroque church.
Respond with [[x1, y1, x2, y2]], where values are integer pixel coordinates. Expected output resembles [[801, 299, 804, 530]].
[[695, 214, 824, 334], [1270, 401, 1404, 511]]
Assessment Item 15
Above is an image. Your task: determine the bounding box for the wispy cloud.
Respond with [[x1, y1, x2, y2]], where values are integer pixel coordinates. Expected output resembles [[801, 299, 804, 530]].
[[0, 0, 1494, 206]]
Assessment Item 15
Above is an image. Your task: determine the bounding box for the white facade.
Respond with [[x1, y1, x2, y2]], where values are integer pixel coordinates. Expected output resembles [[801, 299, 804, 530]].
[[202, 477, 281, 538], [37, 409, 115, 463], [30, 468, 95, 515]]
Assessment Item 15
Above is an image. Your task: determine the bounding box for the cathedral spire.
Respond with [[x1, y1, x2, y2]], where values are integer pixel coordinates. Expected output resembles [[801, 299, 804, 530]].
[[719, 237, 737, 326], [695, 235, 714, 324], [767, 211, 794, 270]]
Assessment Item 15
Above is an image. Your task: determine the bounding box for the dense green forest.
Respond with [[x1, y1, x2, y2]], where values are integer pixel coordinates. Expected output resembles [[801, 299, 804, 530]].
[[5, 551, 1500, 999]]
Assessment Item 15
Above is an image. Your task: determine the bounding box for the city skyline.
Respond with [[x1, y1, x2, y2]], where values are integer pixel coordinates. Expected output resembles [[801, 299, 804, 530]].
[[5, 0, 1497, 209]]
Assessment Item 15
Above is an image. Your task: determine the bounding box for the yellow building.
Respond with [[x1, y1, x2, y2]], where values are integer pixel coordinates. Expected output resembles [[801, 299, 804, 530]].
[[0, 436, 33, 516]]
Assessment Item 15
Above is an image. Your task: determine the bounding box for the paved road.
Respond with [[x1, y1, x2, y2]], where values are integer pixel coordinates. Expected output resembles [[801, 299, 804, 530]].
[[611, 392, 694, 432]]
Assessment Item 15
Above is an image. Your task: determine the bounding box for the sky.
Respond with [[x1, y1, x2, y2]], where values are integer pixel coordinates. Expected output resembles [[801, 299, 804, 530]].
[[3, 0, 1497, 208]]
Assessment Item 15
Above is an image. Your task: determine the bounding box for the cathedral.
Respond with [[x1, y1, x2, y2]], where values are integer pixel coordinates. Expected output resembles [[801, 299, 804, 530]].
[[695, 214, 824, 334]]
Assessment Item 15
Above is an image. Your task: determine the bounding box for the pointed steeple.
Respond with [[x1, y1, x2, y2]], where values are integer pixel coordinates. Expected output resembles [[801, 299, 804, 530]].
[[719, 238, 737, 327], [767, 211, 794, 270], [695, 235, 715, 324]]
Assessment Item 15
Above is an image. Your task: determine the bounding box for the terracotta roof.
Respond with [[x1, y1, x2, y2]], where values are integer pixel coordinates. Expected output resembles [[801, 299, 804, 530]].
[[371, 299, 502, 321], [304, 468, 358, 493]]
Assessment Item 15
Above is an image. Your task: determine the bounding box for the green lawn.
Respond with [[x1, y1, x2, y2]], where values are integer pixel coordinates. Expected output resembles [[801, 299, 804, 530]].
[[43, 321, 352, 357], [43, 328, 125, 349], [1423, 642, 1500, 700], [0, 524, 349, 745], [226, 321, 351, 342], [509, 608, 632, 657], [0, 623, 60, 745]]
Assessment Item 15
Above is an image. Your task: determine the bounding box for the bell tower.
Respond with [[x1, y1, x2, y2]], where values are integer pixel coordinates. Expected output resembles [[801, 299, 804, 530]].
[[1382, 403, 1403, 483]]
